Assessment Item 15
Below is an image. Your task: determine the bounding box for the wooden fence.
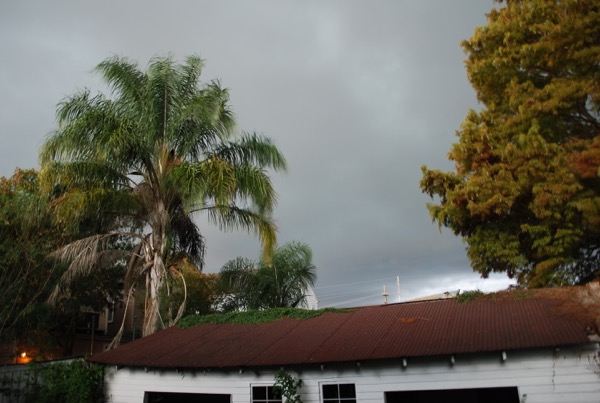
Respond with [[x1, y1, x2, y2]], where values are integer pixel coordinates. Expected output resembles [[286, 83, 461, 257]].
[[0, 359, 75, 403], [0, 363, 32, 402]]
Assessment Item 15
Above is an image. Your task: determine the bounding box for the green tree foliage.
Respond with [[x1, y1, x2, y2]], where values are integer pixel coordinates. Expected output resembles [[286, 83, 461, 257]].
[[420, 0, 600, 287], [0, 169, 121, 355], [0, 169, 60, 342], [39, 55, 287, 340], [217, 241, 316, 311]]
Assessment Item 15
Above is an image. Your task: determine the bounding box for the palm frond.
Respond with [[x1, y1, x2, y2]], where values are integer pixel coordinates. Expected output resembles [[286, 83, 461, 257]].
[[233, 165, 277, 215], [41, 161, 130, 192], [205, 204, 277, 255], [199, 80, 236, 136], [48, 233, 140, 303], [124, 242, 146, 289], [166, 161, 207, 200], [41, 90, 150, 178], [169, 158, 238, 206], [169, 79, 237, 160], [171, 99, 228, 158], [146, 56, 179, 145], [219, 257, 258, 289], [178, 55, 205, 101], [49, 186, 139, 232], [170, 210, 205, 267], [95, 56, 147, 104], [216, 133, 288, 171]]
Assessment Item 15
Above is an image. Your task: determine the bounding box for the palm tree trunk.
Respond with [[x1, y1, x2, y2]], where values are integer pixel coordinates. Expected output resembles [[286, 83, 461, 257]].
[[142, 206, 169, 336], [143, 250, 167, 336]]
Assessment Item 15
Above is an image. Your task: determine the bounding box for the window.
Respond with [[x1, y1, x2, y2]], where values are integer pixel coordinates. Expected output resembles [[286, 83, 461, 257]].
[[106, 296, 115, 323], [106, 306, 115, 323], [252, 385, 282, 403], [323, 383, 356, 403], [75, 312, 99, 334]]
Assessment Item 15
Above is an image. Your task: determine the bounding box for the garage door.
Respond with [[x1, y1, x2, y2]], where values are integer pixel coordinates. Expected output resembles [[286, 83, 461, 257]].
[[144, 391, 231, 402], [385, 386, 519, 403]]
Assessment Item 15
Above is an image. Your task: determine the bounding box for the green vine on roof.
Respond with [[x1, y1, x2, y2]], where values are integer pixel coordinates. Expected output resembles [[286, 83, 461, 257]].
[[455, 290, 486, 303], [177, 307, 353, 328]]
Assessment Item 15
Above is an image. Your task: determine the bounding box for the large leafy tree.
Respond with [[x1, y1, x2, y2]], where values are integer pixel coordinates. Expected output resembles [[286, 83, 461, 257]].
[[40, 55, 287, 340], [0, 169, 119, 356], [421, 0, 600, 287], [0, 169, 60, 342], [218, 241, 316, 311]]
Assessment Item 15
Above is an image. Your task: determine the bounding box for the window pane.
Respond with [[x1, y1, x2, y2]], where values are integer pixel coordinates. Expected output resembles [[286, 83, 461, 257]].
[[323, 384, 339, 398], [252, 386, 282, 403], [253, 386, 266, 400], [339, 384, 356, 398], [323, 384, 356, 402]]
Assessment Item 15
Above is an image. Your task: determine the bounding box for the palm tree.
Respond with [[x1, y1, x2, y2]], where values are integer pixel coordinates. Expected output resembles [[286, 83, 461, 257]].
[[39, 55, 287, 341], [218, 241, 317, 311]]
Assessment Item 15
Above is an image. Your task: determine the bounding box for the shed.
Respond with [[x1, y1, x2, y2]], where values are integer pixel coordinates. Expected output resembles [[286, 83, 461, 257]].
[[90, 285, 600, 402]]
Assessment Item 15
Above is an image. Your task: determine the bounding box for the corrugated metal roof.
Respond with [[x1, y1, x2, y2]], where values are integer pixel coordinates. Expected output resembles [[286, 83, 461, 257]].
[[89, 292, 595, 369]]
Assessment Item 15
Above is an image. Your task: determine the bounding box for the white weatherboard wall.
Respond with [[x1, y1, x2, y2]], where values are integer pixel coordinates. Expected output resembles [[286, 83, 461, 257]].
[[103, 344, 600, 403]]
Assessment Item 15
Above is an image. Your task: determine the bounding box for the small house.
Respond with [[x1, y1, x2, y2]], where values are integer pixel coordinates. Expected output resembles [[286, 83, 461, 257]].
[[90, 285, 600, 402]]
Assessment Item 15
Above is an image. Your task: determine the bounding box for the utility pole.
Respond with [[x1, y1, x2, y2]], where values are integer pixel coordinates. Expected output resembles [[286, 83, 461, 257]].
[[383, 285, 389, 304]]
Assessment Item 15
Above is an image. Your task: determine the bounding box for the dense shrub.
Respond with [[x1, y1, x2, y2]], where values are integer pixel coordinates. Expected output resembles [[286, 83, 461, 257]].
[[24, 359, 104, 403]]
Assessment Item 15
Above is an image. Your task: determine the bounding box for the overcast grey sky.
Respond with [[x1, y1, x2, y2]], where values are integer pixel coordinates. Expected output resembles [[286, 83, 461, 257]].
[[0, 0, 515, 307]]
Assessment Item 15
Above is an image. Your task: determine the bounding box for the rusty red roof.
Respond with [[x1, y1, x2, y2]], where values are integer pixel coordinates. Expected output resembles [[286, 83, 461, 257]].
[[89, 292, 595, 369]]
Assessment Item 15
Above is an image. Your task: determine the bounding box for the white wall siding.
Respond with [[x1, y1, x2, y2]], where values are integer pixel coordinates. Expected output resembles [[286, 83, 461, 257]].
[[103, 344, 600, 403]]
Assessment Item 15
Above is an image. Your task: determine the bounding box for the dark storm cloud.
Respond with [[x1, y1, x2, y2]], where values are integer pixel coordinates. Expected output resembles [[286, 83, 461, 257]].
[[0, 0, 514, 306]]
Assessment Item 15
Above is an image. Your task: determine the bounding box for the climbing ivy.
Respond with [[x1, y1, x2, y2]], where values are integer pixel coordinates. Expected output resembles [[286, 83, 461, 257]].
[[178, 307, 353, 328], [455, 290, 486, 303], [274, 369, 303, 403]]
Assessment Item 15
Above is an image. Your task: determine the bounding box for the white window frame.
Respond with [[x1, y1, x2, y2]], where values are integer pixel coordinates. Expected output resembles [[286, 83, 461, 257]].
[[251, 383, 282, 403], [321, 382, 357, 403]]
